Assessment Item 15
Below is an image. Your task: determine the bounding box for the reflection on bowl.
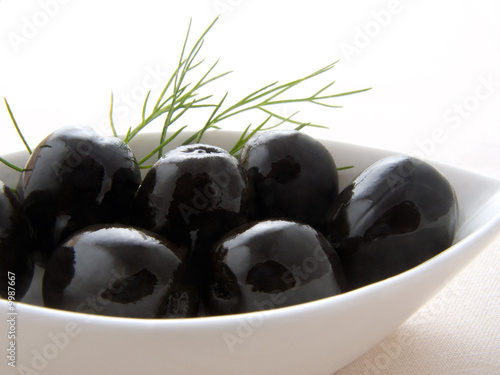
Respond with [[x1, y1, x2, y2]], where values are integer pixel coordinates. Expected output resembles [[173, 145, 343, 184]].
[[1, 131, 500, 375]]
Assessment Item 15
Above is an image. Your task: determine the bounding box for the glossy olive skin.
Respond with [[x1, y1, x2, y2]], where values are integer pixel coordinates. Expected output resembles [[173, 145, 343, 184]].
[[239, 129, 339, 232], [16, 126, 141, 266], [43, 225, 198, 318], [0, 181, 36, 300], [203, 220, 345, 316], [130, 144, 254, 261], [325, 155, 459, 291]]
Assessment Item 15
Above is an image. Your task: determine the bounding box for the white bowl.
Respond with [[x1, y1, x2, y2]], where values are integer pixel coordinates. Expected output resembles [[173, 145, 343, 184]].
[[2, 130, 500, 375]]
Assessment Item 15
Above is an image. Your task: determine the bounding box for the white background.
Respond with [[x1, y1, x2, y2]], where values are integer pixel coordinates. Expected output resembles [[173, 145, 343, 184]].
[[0, 0, 499, 374], [0, 0, 499, 174]]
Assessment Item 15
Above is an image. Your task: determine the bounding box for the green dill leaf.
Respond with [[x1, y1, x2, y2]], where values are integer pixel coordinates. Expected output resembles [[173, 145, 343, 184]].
[[0, 156, 25, 172], [4, 98, 32, 155], [337, 165, 355, 171], [138, 125, 189, 166], [105, 16, 370, 165], [109, 92, 118, 137]]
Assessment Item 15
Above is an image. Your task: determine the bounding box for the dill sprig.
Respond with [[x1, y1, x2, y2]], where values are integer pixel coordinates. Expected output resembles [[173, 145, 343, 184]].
[[0, 99, 31, 172], [114, 16, 371, 166], [1, 17, 370, 172], [120, 17, 231, 158], [193, 60, 370, 147]]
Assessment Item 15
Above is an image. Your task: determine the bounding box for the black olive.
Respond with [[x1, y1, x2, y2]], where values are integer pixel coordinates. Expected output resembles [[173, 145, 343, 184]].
[[239, 129, 339, 233], [325, 155, 459, 291], [16, 126, 141, 266], [130, 143, 254, 262], [42, 225, 198, 318], [0, 181, 36, 300], [203, 219, 346, 316]]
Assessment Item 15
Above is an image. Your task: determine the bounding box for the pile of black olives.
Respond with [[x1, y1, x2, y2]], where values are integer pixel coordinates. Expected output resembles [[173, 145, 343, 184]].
[[0, 126, 459, 318]]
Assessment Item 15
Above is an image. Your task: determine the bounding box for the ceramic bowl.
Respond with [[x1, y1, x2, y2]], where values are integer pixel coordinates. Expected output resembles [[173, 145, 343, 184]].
[[1, 130, 500, 375]]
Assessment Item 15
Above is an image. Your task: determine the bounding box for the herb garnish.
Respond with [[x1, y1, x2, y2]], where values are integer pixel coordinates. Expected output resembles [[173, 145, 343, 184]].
[[1, 16, 370, 172]]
